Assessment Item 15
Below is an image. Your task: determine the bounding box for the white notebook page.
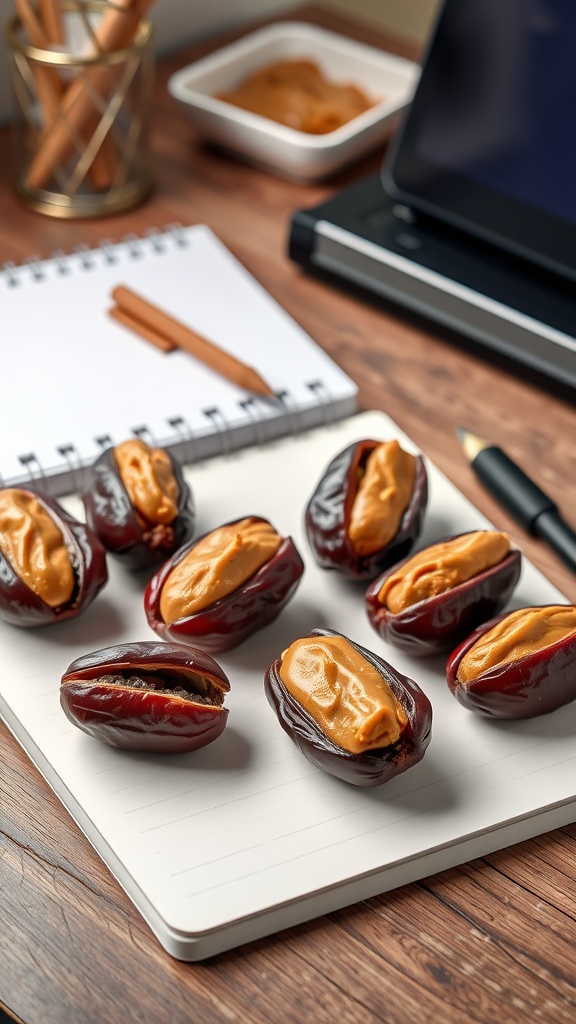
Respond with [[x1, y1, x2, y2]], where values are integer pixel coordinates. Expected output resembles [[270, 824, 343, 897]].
[[1, 410, 574, 961], [0, 224, 357, 491]]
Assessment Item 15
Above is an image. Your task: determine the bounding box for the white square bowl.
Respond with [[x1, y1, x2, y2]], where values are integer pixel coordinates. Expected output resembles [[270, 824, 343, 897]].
[[168, 21, 420, 183]]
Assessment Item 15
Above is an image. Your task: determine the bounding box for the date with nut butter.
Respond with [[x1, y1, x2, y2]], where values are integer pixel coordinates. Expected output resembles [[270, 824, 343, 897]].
[[264, 628, 432, 786], [60, 641, 230, 752], [305, 439, 428, 580], [82, 438, 195, 570], [0, 486, 107, 627], [366, 530, 522, 656], [145, 515, 304, 653], [446, 605, 576, 718]]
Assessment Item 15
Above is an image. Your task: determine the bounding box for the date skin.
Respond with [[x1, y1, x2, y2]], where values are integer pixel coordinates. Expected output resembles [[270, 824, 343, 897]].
[[305, 439, 428, 581], [446, 607, 576, 719], [264, 627, 433, 787], [0, 489, 108, 628], [60, 640, 230, 752], [82, 446, 195, 570], [144, 517, 305, 653], [366, 537, 522, 656]]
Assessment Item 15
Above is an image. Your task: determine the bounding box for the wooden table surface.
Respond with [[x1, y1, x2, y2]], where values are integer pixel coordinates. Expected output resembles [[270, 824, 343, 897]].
[[1, 7, 576, 1024]]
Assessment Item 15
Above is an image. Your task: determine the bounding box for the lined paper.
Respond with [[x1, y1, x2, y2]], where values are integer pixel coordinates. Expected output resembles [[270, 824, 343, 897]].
[[1, 410, 575, 961]]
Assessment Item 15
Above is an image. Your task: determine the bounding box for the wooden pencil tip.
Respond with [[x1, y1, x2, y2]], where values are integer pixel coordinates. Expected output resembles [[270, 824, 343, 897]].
[[242, 368, 277, 398], [456, 427, 489, 463]]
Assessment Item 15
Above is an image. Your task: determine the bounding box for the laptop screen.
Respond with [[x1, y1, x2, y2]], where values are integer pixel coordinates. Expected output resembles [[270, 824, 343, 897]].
[[383, 0, 576, 283]]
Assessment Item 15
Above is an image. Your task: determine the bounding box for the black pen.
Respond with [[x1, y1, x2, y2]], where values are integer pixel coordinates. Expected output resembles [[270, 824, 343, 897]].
[[457, 428, 576, 573]]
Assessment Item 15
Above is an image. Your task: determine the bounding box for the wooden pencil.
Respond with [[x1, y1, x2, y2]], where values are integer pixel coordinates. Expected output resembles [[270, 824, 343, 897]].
[[110, 285, 276, 397]]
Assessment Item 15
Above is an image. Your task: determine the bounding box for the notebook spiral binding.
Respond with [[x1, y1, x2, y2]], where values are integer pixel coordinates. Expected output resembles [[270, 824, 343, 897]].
[[3, 380, 333, 498], [1, 224, 339, 499], [0, 223, 190, 286]]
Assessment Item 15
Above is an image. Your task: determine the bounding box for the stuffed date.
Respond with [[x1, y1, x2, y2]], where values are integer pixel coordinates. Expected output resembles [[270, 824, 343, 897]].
[[82, 438, 195, 570], [145, 515, 304, 653], [305, 438, 428, 580], [446, 604, 576, 718], [264, 627, 432, 786], [0, 486, 107, 627], [366, 530, 522, 655]]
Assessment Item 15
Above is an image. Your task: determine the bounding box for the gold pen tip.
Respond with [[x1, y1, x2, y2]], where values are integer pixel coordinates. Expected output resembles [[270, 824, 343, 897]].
[[456, 427, 489, 463]]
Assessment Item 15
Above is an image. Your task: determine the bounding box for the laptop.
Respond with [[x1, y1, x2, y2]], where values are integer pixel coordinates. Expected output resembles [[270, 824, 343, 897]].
[[289, 0, 576, 397]]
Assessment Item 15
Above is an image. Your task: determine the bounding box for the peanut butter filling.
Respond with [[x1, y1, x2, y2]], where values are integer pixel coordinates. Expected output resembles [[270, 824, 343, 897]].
[[457, 605, 576, 683], [379, 531, 511, 614], [216, 58, 375, 135], [279, 634, 408, 754], [348, 441, 416, 557], [159, 517, 282, 623], [0, 488, 75, 607], [115, 439, 179, 526]]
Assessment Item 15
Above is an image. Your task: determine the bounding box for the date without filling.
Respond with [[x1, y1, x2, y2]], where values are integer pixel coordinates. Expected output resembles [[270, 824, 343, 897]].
[[279, 634, 407, 754], [457, 605, 576, 683], [87, 671, 225, 706], [216, 58, 377, 134], [348, 440, 416, 557]]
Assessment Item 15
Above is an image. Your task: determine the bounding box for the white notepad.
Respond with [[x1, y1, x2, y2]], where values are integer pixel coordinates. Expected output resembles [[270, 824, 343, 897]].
[[0, 224, 357, 496], [0, 410, 574, 961]]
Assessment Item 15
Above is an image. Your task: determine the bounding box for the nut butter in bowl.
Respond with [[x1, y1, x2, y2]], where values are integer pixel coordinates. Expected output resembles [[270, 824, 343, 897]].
[[168, 21, 419, 182], [215, 58, 376, 135]]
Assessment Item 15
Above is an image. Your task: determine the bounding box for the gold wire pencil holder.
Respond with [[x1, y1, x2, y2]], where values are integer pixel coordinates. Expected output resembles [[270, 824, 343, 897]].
[[6, 2, 155, 218]]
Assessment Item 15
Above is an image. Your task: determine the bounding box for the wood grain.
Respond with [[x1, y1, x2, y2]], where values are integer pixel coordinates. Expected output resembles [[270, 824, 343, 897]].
[[1, 7, 576, 1024]]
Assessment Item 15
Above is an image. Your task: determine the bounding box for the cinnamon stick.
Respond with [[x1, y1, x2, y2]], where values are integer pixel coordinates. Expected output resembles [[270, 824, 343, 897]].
[[15, 0, 64, 127], [17, 0, 118, 190], [25, 0, 155, 191], [38, 0, 64, 44], [109, 304, 176, 353]]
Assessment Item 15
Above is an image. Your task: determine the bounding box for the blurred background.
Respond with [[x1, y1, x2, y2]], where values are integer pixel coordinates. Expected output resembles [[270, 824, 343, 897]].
[[325, 0, 438, 44], [0, 0, 440, 125]]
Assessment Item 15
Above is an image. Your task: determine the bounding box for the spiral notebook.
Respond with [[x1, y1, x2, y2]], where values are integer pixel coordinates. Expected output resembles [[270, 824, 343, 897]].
[[0, 223, 357, 497], [1, 410, 574, 962]]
